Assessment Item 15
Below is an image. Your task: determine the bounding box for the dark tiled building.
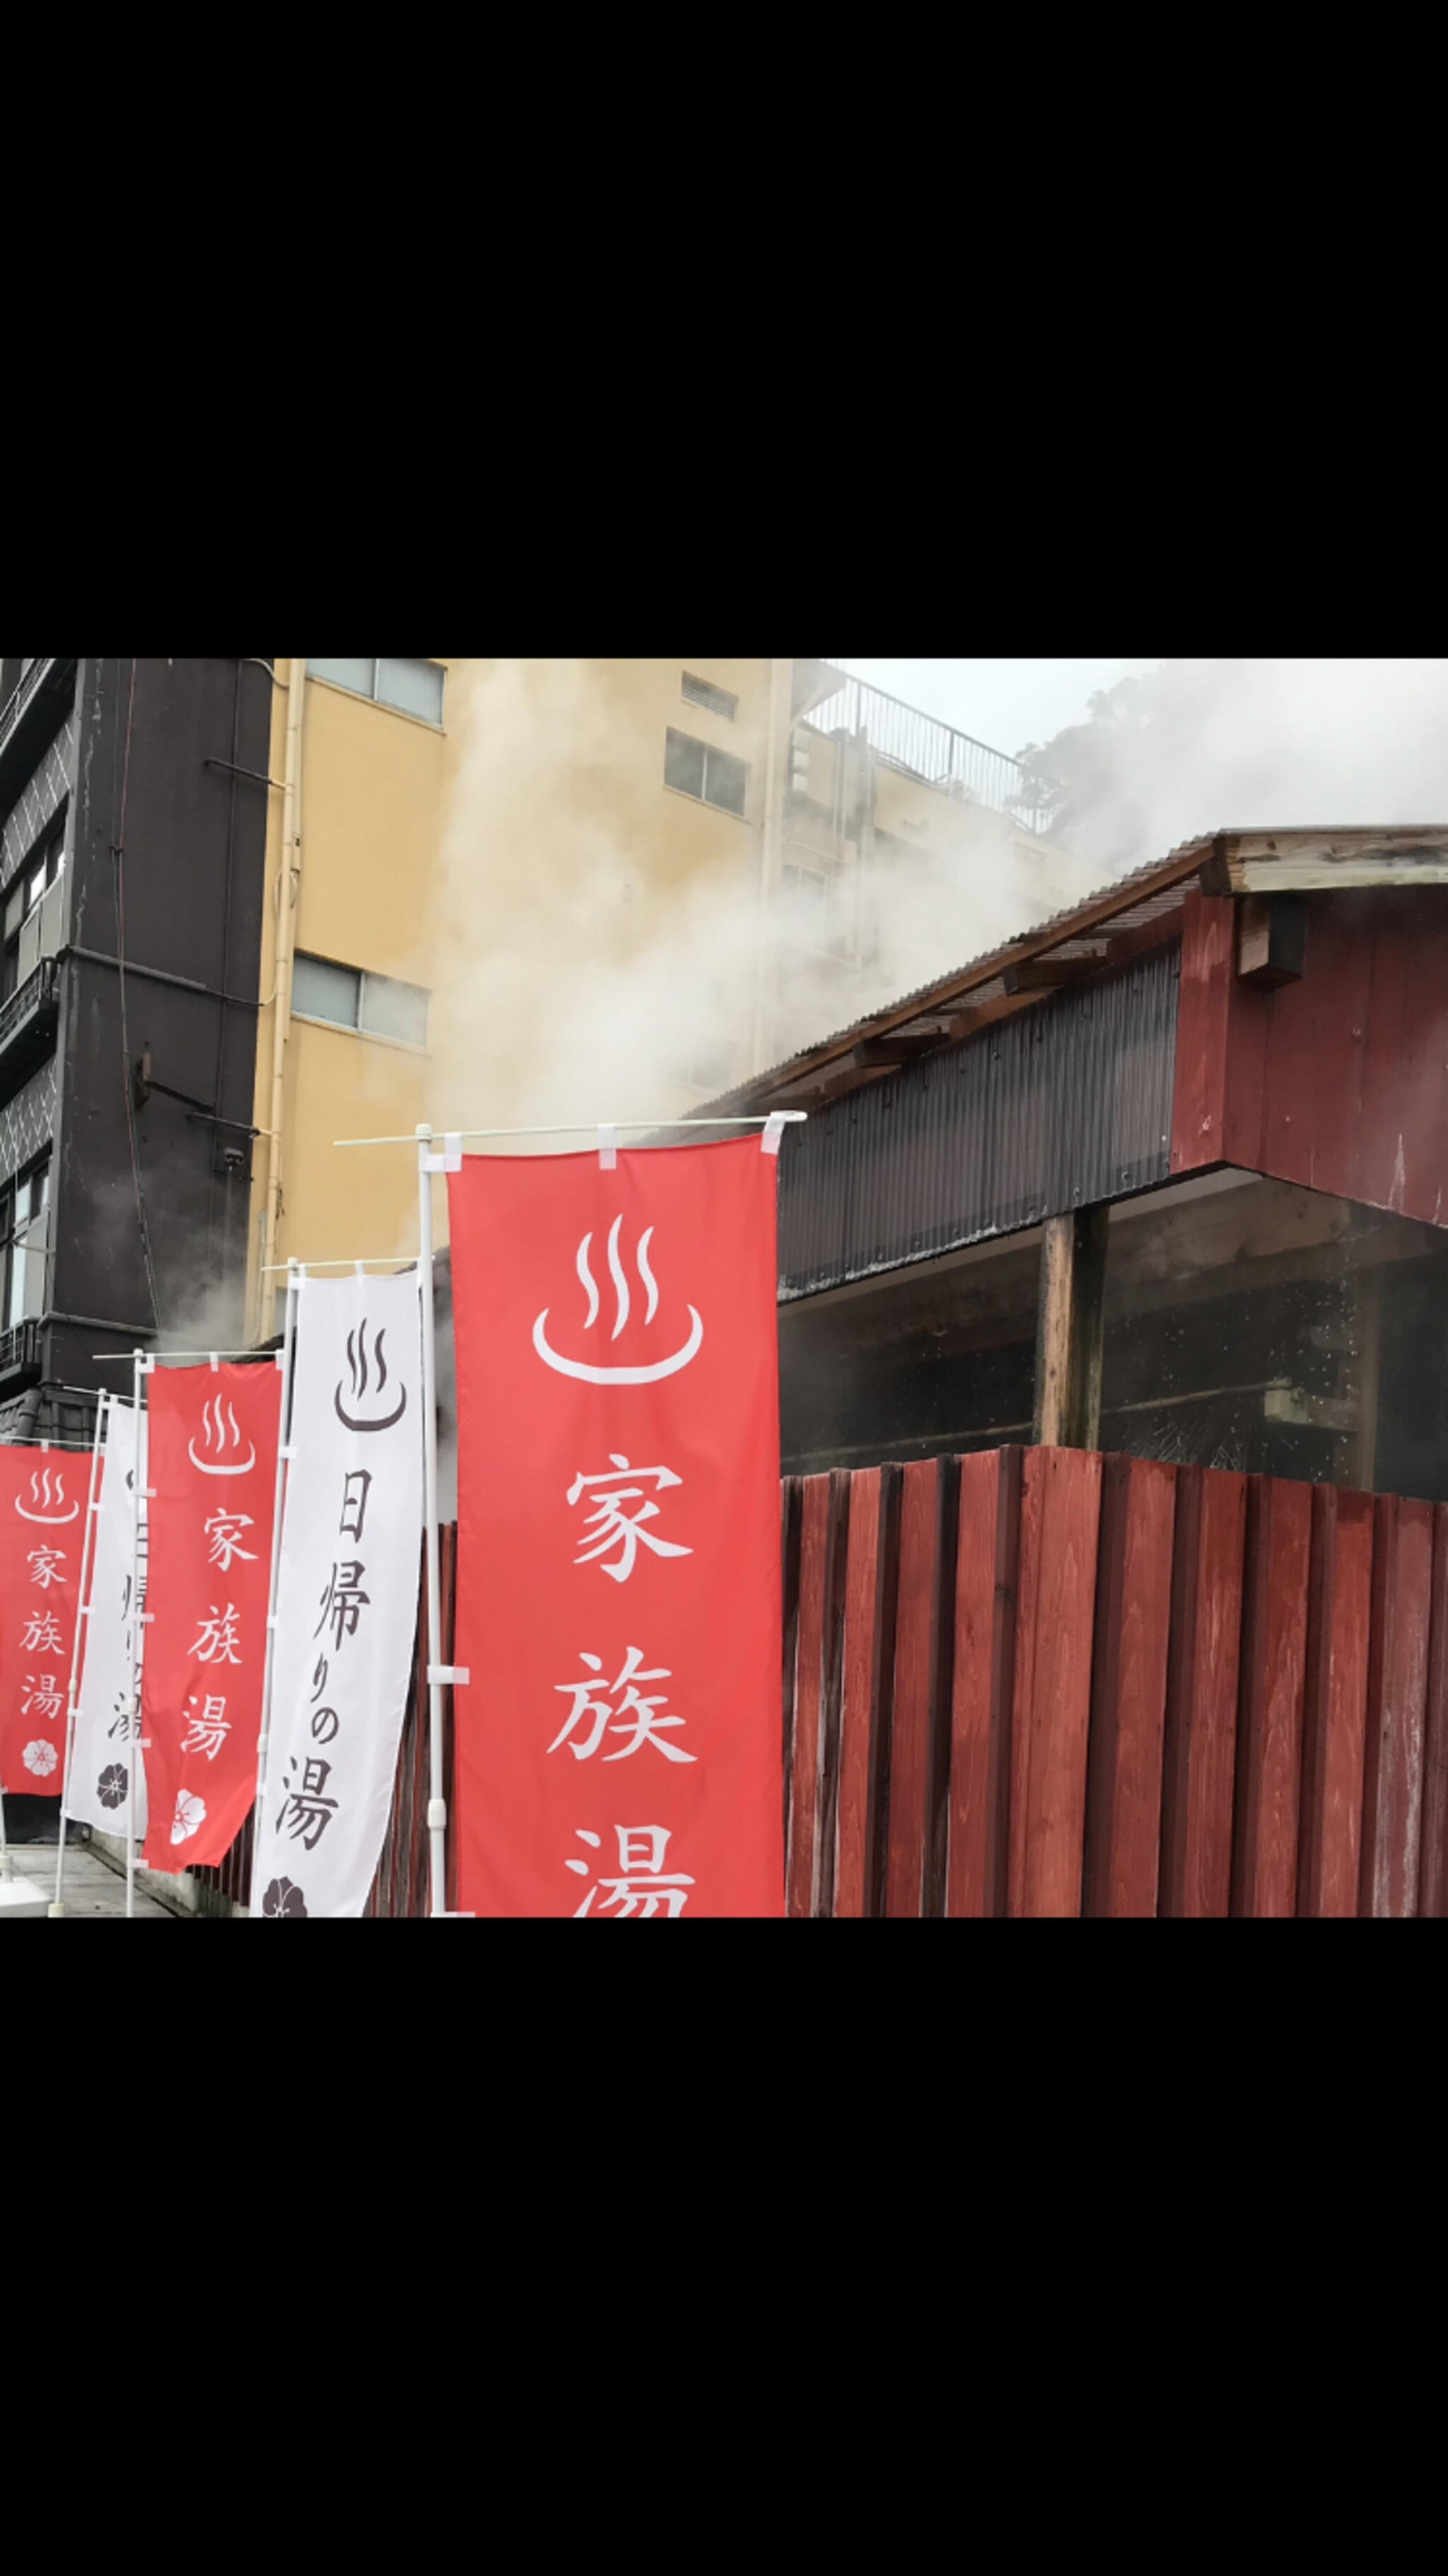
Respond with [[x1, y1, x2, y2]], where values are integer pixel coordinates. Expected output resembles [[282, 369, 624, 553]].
[[0, 656, 272, 1438]]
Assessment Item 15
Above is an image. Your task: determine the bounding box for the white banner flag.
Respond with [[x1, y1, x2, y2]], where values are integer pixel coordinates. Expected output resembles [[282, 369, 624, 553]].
[[252, 1270, 424, 1918], [66, 1398, 149, 1839]]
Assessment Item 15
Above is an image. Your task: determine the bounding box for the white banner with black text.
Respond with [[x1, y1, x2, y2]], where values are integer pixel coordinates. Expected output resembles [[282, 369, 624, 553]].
[[66, 1398, 149, 1839], [251, 1271, 424, 1918]]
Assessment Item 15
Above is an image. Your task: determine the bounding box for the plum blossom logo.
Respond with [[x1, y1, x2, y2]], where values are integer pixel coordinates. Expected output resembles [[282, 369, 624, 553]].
[[22, 1739, 59, 1777], [14, 1464, 79, 1525], [262, 1877, 308, 1918], [97, 1764, 128, 1809], [188, 1393, 257, 1476], [533, 1217, 703, 1386], [170, 1788, 207, 1846]]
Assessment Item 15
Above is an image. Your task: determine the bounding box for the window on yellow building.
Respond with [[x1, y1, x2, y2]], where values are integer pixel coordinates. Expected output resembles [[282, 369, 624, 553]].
[[664, 728, 748, 818], [681, 673, 738, 721], [307, 658, 445, 726], [292, 952, 429, 1049]]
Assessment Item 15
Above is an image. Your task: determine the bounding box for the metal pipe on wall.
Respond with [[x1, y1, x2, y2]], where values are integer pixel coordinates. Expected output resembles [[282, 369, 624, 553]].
[[255, 658, 305, 1341]]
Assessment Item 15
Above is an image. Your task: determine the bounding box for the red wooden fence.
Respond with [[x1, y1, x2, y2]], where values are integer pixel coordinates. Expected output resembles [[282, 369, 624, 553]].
[[193, 1460, 1448, 1916], [784, 1449, 1448, 1918]]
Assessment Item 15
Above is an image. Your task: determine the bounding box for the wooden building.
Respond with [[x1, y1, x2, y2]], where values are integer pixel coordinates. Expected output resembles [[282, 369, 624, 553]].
[[702, 827, 1448, 1505]]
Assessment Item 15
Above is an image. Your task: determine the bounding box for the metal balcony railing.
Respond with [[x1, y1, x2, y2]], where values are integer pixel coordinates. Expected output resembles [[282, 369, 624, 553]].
[[0, 1316, 42, 1381], [0, 953, 60, 1058], [0, 658, 52, 755], [802, 669, 1057, 831]]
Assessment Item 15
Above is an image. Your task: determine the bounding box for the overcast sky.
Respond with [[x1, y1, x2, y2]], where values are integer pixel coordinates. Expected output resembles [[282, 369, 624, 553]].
[[834, 658, 1154, 761]]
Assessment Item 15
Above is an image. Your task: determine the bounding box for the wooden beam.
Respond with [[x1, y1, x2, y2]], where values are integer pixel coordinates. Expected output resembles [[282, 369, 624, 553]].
[[943, 990, 1042, 1042], [1000, 958, 1085, 995], [1237, 893, 1307, 986], [1201, 829, 1448, 896], [1032, 1206, 1109, 1448], [851, 1032, 947, 1068]]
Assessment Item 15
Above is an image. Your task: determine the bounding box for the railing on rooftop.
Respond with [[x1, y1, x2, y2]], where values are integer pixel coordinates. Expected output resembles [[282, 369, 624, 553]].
[[805, 668, 1056, 833]]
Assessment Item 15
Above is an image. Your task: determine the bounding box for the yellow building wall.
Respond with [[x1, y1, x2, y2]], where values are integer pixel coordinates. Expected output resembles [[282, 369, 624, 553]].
[[250, 657, 783, 1335]]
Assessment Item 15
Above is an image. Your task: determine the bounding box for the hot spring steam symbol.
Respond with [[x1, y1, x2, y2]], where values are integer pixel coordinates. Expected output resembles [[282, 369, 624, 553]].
[[15, 1465, 80, 1524], [189, 1394, 257, 1476], [532, 1218, 703, 1386]]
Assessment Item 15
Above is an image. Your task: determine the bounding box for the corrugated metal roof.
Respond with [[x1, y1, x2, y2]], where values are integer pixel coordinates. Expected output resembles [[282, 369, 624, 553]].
[[702, 831, 1220, 1114]]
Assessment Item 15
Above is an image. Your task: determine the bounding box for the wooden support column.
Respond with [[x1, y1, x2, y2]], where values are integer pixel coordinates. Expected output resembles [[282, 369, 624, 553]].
[[1032, 1206, 1109, 1448]]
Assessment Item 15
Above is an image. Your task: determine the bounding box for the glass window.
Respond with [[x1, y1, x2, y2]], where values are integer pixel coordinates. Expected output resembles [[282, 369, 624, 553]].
[[665, 730, 706, 799], [704, 744, 748, 817], [308, 657, 445, 725], [4, 1156, 49, 1332], [291, 953, 361, 1028], [308, 657, 376, 699], [377, 658, 445, 725], [664, 728, 748, 817], [361, 972, 429, 1048]]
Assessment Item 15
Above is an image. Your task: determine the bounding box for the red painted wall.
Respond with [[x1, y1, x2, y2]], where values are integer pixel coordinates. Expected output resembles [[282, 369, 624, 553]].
[[1171, 888, 1448, 1225]]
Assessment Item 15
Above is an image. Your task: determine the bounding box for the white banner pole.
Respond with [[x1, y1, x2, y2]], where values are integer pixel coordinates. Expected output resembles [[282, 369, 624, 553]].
[[51, 1392, 110, 1917], [125, 1352, 146, 1921], [417, 1126, 448, 1917], [248, 1264, 300, 1918]]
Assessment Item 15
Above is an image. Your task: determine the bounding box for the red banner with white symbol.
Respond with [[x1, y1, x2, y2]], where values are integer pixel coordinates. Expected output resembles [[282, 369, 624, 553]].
[[141, 1361, 282, 1872], [448, 1136, 785, 1917], [0, 1447, 83, 1796]]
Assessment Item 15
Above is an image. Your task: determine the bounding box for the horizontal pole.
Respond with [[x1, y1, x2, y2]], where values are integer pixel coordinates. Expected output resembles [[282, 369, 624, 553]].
[[91, 1347, 274, 1363], [335, 1114, 809, 1147]]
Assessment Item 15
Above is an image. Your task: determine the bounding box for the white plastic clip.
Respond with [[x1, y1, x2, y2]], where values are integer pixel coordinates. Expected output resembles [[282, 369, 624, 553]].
[[275, 1346, 286, 1369], [598, 1123, 617, 1170], [421, 1133, 463, 1174], [209, 1353, 219, 1372], [427, 1797, 448, 1832], [761, 1112, 786, 1157], [428, 1664, 471, 1686], [279, 1445, 297, 1461]]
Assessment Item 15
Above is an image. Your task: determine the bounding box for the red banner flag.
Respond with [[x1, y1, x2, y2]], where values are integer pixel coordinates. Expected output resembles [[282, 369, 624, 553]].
[[0, 1447, 83, 1797], [141, 1361, 282, 1872], [449, 1136, 785, 1917]]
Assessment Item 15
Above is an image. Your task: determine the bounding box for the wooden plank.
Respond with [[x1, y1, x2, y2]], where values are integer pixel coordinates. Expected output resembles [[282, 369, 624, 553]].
[[1169, 892, 1236, 1176], [780, 1478, 803, 1863], [1416, 1504, 1448, 1919], [1082, 1454, 1176, 1918], [812, 1471, 853, 1921], [1360, 1492, 1434, 1918], [1202, 829, 1448, 894], [1009, 1446, 1103, 1917], [1296, 1485, 1374, 1918], [947, 1448, 1022, 1917], [786, 1475, 831, 1919], [834, 1467, 895, 1918], [884, 1458, 945, 1918], [1231, 1476, 1313, 1918], [1032, 1206, 1108, 1449], [1237, 893, 1306, 987], [1159, 1465, 1248, 1918]]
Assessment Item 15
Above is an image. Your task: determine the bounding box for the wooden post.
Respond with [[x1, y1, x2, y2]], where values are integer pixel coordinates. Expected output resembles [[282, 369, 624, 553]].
[[1033, 1205, 1109, 1448]]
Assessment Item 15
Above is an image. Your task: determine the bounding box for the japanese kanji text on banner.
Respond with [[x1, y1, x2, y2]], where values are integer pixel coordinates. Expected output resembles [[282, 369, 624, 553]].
[[66, 1399, 150, 1838], [449, 1136, 785, 1916], [0, 1448, 82, 1797], [141, 1361, 281, 1872], [252, 1270, 424, 1918]]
